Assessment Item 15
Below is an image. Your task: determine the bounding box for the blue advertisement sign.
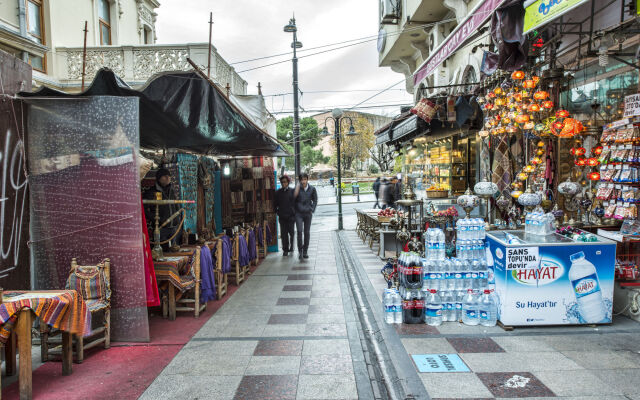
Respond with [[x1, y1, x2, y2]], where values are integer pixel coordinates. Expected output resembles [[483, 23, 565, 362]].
[[487, 235, 616, 326], [412, 354, 470, 373]]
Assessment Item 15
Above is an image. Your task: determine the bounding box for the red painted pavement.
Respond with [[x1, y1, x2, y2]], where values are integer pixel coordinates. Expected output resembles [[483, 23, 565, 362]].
[[2, 262, 264, 400]]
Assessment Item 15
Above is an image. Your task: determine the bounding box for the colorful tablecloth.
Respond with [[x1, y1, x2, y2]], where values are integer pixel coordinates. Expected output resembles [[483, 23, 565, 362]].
[[0, 290, 91, 343], [153, 254, 195, 292]]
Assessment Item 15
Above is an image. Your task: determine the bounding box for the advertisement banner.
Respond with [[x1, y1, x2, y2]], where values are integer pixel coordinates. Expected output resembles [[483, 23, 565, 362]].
[[524, 0, 589, 34], [488, 236, 616, 326]]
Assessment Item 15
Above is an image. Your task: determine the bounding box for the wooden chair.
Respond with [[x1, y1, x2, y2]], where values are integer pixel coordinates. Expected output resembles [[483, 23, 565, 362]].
[[257, 223, 268, 259], [41, 258, 111, 363], [229, 233, 245, 285], [162, 247, 206, 319], [208, 237, 228, 300]]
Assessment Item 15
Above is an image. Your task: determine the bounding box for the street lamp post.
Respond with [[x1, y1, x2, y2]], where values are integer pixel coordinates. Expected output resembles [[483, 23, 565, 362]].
[[284, 17, 302, 179], [321, 109, 358, 230]]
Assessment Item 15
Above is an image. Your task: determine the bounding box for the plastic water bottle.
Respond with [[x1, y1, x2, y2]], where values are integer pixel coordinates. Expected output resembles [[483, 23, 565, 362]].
[[392, 289, 403, 323], [462, 289, 479, 325], [427, 229, 436, 260], [569, 251, 606, 323], [478, 219, 486, 239], [479, 289, 497, 326], [425, 289, 443, 326], [443, 291, 455, 322], [452, 258, 464, 291], [437, 229, 446, 259], [383, 289, 394, 324], [478, 257, 488, 291], [454, 291, 464, 321]]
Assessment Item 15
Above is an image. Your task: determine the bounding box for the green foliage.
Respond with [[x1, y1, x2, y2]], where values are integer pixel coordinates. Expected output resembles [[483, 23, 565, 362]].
[[368, 164, 379, 174], [277, 117, 326, 170], [393, 155, 404, 173]]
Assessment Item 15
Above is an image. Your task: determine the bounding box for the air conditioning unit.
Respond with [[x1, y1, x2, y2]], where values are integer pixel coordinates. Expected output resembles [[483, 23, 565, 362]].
[[380, 0, 399, 24]]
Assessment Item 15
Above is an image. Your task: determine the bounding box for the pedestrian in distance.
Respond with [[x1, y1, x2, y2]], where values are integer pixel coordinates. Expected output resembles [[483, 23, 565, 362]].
[[380, 178, 389, 209], [294, 173, 318, 260], [389, 176, 399, 209], [372, 177, 381, 209], [274, 175, 296, 256]]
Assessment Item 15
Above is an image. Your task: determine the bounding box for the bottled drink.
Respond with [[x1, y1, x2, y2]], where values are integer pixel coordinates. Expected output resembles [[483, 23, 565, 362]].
[[453, 258, 464, 291], [478, 257, 488, 291], [479, 289, 497, 326], [437, 229, 446, 259], [392, 289, 403, 323], [462, 289, 479, 325], [402, 289, 425, 324], [427, 229, 437, 260], [422, 259, 432, 291], [425, 289, 443, 326], [443, 291, 455, 322], [454, 290, 464, 322], [569, 251, 606, 323], [405, 253, 423, 289], [383, 289, 395, 324]]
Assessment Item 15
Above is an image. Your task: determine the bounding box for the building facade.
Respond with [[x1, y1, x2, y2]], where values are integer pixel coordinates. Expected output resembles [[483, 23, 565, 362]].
[[377, 0, 486, 101], [0, 0, 246, 94]]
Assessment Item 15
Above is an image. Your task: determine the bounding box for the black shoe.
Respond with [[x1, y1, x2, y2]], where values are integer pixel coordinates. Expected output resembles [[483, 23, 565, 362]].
[[299, 253, 303, 260], [303, 253, 309, 259], [283, 251, 288, 257], [289, 247, 294, 253]]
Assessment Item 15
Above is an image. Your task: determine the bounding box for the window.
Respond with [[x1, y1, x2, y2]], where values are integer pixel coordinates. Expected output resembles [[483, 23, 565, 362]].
[[26, 0, 45, 72], [98, 0, 111, 45]]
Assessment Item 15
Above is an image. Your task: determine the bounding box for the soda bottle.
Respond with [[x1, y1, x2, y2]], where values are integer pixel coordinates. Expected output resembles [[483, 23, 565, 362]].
[[569, 251, 606, 323], [462, 289, 479, 325], [479, 289, 497, 326], [403, 289, 425, 324], [425, 289, 443, 326]]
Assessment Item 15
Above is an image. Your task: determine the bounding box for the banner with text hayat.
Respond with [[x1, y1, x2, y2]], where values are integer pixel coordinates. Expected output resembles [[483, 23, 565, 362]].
[[524, 0, 589, 34]]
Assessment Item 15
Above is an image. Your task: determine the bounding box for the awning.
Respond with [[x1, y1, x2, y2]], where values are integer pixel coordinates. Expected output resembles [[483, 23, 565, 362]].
[[21, 68, 288, 157], [375, 130, 392, 145], [413, 0, 507, 85], [374, 111, 413, 145], [390, 114, 429, 144]]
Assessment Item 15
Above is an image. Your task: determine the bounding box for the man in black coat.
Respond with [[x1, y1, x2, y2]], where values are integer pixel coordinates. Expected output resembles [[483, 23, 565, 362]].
[[372, 177, 381, 209], [294, 173, 318, 260], [275, 175, 296, 256]]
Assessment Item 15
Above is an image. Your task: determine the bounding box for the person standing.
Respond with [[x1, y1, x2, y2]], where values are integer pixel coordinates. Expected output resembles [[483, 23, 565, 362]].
[[379, 178, 389, 209], [143, 168, 182, 247], [372, 177, 381, 209], [294, 173, 318, 260], [274, 175, 296, 256], [394, 177, 403, 209]]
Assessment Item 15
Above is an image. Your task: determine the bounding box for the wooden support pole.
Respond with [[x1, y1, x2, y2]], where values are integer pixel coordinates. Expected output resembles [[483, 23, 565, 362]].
[[17, 310, 32, 400], [81, 21, 88, 91]]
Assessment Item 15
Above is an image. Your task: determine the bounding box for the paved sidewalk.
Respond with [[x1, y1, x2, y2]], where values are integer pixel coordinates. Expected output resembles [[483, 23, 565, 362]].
[[140, 232, 372, 400], [343, 230, 640, 400]]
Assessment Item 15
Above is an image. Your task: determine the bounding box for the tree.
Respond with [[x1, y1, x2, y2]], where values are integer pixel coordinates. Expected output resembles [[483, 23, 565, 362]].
[[369, 144, 395, 172], [276, 116, 320, 147], [276, 117, 327, 171], [332, 116, 374, 173]]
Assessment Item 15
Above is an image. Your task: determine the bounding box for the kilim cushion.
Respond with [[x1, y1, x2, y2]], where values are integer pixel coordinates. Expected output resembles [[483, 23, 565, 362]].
[[66, 264, 111, 304]]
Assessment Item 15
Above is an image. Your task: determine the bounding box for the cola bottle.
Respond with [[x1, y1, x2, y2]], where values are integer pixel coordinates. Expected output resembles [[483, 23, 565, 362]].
[[405, 253, 423, 289], [402, 289, 425, 324]]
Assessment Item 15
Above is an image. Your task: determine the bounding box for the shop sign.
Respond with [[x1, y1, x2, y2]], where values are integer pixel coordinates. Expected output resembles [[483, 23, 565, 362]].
[[413, 0, 506, 85], [412, 354, 470, 373], [624, 93, 640, 117], [524, 0, 589, 34]]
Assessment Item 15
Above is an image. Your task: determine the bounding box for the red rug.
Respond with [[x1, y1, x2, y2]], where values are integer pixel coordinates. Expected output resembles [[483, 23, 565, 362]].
[[2, 262, 264, 400]]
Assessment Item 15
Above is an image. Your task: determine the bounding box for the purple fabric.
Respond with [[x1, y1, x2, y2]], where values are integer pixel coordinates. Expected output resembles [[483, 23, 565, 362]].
[[256, 226, 264, 246], [220, 236, 232, 274], [238, 235, 251, 267], [248, 230, 257, 261], [199, 246, 216, 303]]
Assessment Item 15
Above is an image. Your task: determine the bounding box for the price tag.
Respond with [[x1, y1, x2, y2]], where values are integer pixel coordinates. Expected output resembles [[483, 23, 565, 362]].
[[616, 184, 623, 189], [608, 165, 615, 170], [624, 185, 631, 190], [604, 201, 610, 206]]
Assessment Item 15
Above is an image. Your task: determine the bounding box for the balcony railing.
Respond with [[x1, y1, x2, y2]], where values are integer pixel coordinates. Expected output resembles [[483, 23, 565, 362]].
[[53, 43, 247, 95]]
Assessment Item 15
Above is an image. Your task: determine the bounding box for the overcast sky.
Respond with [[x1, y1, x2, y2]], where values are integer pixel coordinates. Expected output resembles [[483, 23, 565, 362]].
[[155, 0, 413, 118]]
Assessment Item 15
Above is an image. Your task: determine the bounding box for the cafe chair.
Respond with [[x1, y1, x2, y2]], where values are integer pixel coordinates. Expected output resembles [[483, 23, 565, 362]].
[[41, 258, 111, 363]]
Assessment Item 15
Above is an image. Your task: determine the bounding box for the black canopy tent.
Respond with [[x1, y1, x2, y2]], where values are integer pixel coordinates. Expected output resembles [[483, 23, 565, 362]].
[[21, 68, 288, 157]]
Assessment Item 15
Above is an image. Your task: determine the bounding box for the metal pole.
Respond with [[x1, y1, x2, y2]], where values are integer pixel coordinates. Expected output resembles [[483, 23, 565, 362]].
[[81, 21, 88, 91], [336, 118, 343, 230], [207, 12, 213, 78], [292, 27, 301, 179]]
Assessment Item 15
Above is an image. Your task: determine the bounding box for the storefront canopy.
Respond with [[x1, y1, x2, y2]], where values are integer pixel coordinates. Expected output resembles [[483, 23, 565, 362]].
[[21, 68, 288, 157]]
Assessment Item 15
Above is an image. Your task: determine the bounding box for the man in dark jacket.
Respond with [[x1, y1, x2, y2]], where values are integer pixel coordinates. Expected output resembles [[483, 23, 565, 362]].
[[294, 173, 318, 260], [143, 168, 182, 247], [274, 175, 296, 256], [372, 177, 381, 209]]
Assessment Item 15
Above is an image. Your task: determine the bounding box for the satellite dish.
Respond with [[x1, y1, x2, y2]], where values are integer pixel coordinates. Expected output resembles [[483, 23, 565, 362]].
[[377, 29, 387, 53]]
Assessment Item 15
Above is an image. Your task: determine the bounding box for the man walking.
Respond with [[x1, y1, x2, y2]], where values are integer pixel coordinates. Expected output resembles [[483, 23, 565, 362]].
[[294, 173, 318, 260], [274, 175, 296, 256], [372, 177, 381, 209]]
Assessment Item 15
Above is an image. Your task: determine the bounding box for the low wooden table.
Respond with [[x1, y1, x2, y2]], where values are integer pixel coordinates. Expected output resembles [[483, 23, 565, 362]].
[[153, 254, 195, 321], [0, 290, 91, 400]]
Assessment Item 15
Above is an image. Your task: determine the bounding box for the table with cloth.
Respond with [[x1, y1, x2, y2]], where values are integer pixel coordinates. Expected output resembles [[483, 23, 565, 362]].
[[0, 290, 91, 400], [153, 253, 195, 320]]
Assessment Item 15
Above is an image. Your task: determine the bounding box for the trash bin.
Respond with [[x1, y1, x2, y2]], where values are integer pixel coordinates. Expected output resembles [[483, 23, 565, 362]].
[[351, 182, 360, 195]]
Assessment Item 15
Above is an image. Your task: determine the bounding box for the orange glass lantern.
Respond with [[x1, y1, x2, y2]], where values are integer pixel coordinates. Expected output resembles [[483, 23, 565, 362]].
[[496, 126, 506, 134], [532, 76, 540, 86], [514, 93, 523, 102], [523, 79, 536, 89], [536, 149, 545, 156], [542, 100, 554, 109], [515, 114, 530, 124], [487, 92, 496, 99], [586, 157, 599, 167], [534, 90, 549, 100], [517, 172, 529, 181], [588, 172, 601, 181], [484, 103, 494, 110], [524, 121, 535, 130], [523, 165, 535, 173], [506, 124, 518, 133], [575, 158, 586, 167], [494, 87, 504, 95], [592, 145, 603, 156], [531, 157, 542, 165], [528, 103, 541, 112], [511, 70, 525, 80], [502, 117, 512, 124], [495, 98, 506, 107], [556, 109, 570, 118], [511, 190, 524, 199], [537, 141, 545, 147]]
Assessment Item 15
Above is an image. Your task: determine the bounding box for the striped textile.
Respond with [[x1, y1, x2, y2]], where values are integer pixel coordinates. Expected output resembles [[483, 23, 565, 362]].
[[0, 290, 91, 343], [65, 264, 111, 312], [153, 255, 195, 292]]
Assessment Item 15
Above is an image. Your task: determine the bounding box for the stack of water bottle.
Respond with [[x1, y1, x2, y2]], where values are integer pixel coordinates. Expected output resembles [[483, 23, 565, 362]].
[[524, 210, 555, 235]]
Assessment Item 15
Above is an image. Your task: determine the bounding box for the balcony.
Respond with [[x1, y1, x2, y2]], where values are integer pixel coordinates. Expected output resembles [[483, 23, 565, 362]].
[[49, 43, 247, 95]]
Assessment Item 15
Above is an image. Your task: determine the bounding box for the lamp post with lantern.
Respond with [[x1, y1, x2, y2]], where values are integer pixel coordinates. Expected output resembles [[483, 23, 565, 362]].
[[284, 17, 302, 179]]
